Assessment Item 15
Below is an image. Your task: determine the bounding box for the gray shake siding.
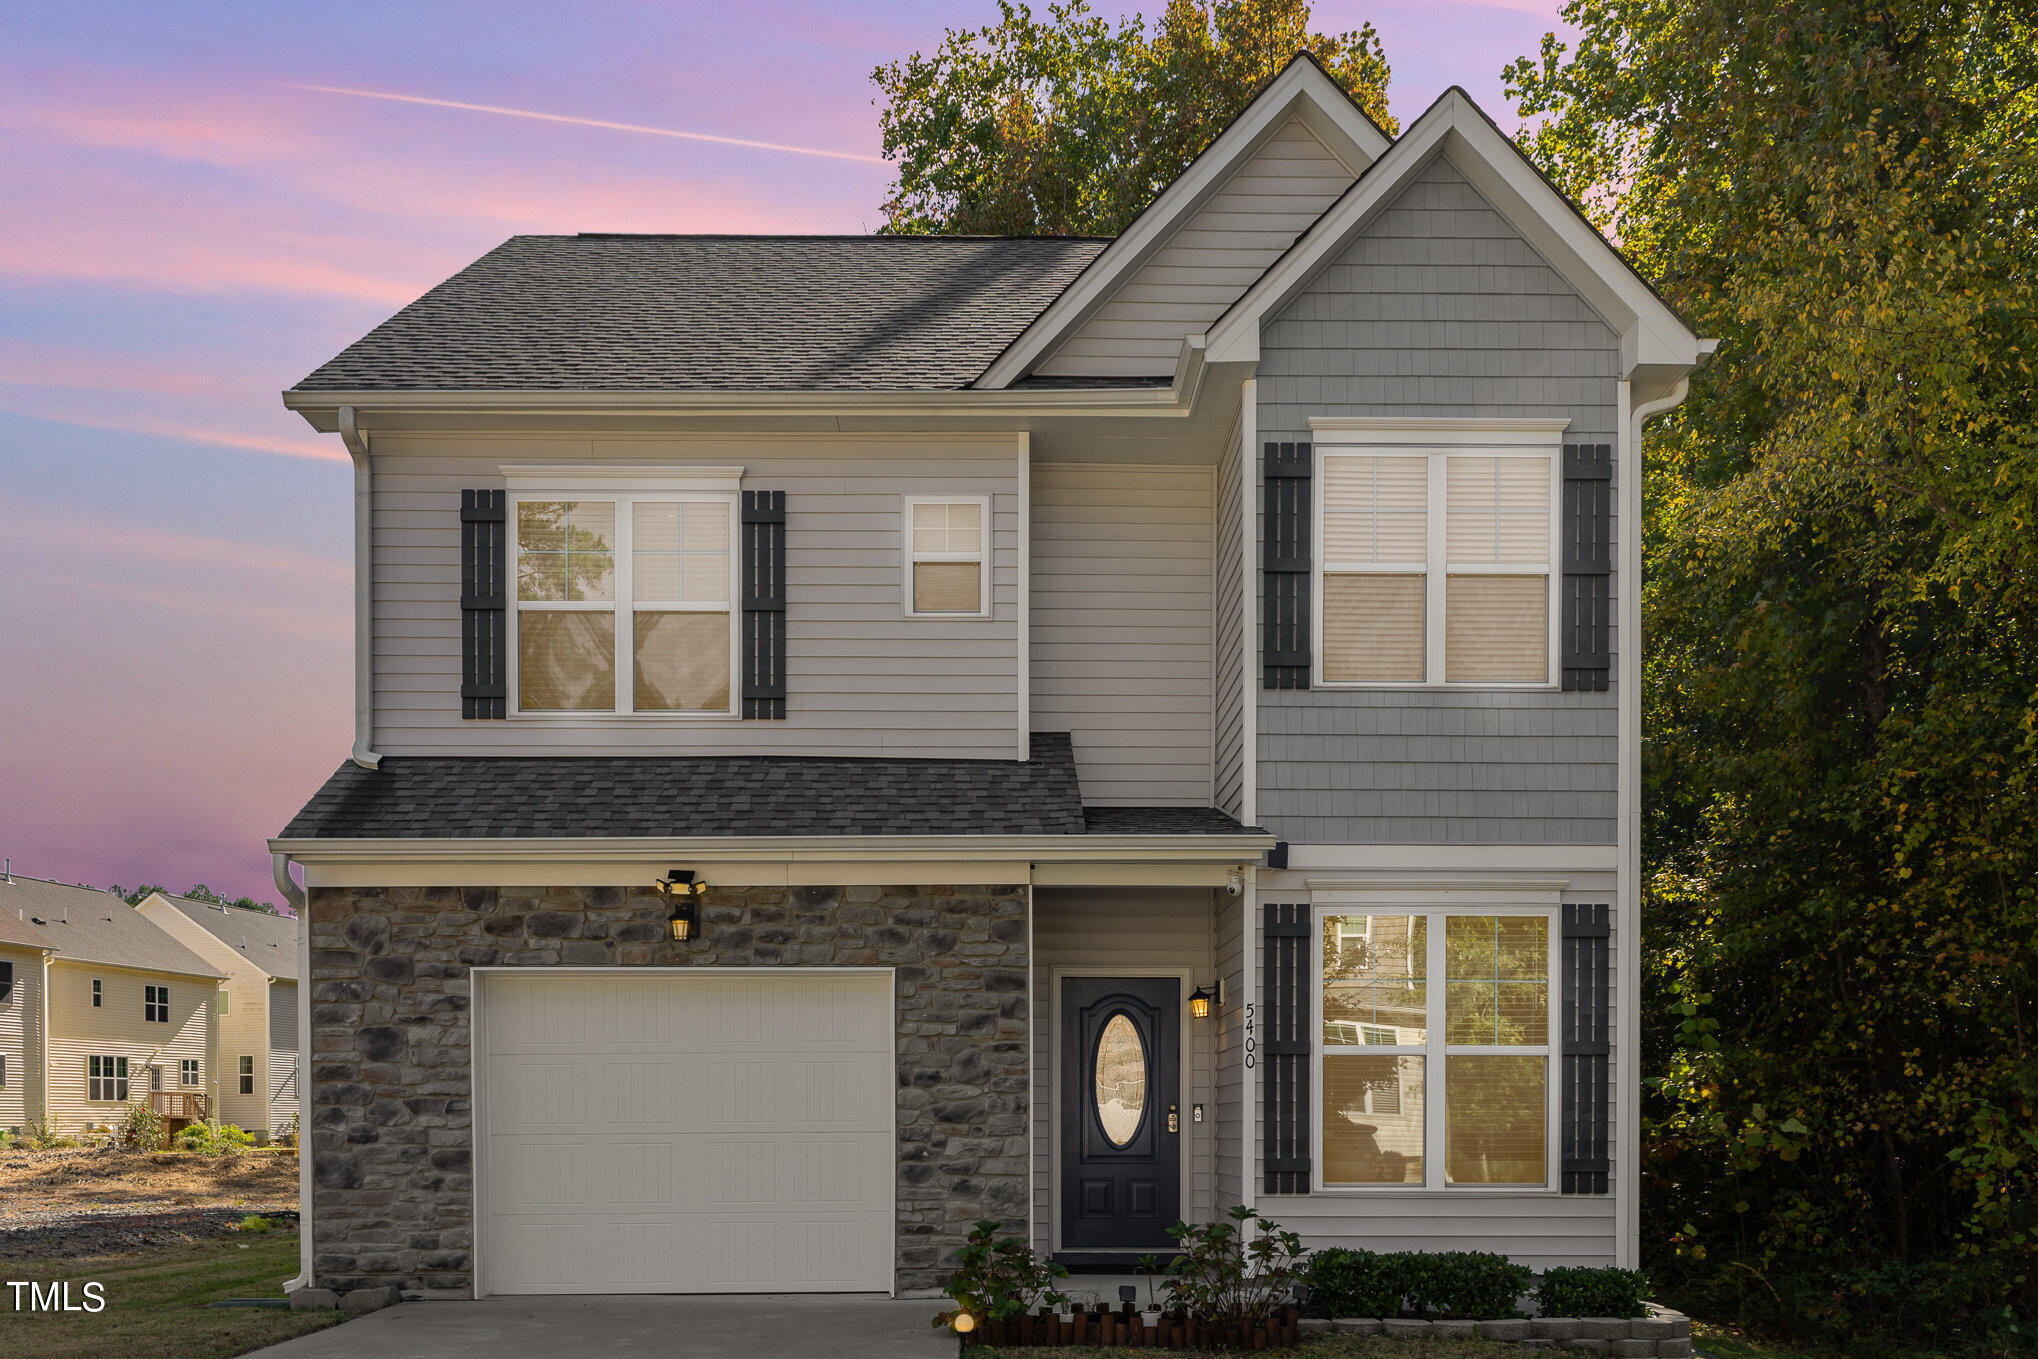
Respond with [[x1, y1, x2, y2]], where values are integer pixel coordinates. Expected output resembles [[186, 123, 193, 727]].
[[1255, 153, 1621, 846]]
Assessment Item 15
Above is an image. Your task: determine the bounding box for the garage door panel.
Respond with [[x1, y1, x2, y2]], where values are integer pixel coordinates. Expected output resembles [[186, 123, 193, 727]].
[[479, 971, 894, 1295]]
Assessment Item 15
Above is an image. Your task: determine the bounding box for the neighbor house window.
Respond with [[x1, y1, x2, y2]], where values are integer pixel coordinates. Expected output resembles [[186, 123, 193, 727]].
[[181, 1059, 201, 1086], [1318, 908, 1556, 1189], [1316, 429, 1558, 686], [88, 1055, 128, 1102], [91, 978, 102, 1007], [511, 494, 736, 715], [239, 1055, 255, 1096], [0, 960, 12, 1003], [1, 1055, 7, 1085], [144, 984, 169, 1023], [218, 989, 229, 1016], [903, 496, 990, 618]]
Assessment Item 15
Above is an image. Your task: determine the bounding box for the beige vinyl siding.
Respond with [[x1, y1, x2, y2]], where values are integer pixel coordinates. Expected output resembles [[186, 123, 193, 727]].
[[1031, 888, 1223, 1250], [267, 981, 298, 1137], [1029, 463, 1215, 803], [43, 963, 211, 1135], [370, 434, 1021, 758], [134, 900, 264, 1131], [0, 945, 42, 1130], [1036, 120, 1356, 378], [1213, 420, 1247, 818], [1247, 878, 1620, 1267]]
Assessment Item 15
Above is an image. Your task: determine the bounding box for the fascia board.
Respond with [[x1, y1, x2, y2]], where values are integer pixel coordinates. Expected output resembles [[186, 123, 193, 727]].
[[268, 833, 1273, 864], [1206, 90, 1707, 375], [973, 59, 1385, 391]]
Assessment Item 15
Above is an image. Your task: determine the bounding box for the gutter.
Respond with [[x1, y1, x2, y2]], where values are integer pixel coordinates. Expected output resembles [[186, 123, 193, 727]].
[[272, 852, 313, 1295], [338, 407, 382, 770], [267, 831, 1277, 865]]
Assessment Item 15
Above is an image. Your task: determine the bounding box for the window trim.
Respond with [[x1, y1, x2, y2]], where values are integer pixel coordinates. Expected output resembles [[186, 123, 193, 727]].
[[504, 485, 743, 720], [901, 494, 993, 621], [143, 983, 169, 1024], [91, 978, 102, 1008], [239, 1054, 255, 1096], [1311, 898, 1563, 1196], [181, 1058, 201, 1087], [87, 1055, 129, 1103], [1311, 420, 1567, 690]]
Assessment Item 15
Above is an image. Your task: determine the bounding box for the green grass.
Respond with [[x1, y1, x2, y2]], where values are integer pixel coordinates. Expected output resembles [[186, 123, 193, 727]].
[[0, 1230, 343, 1359]]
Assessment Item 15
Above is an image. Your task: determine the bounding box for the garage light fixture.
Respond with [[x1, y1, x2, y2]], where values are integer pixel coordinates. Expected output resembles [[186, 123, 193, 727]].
[[654, 869, 707, 942], [1188, 982, 1221, 1020]]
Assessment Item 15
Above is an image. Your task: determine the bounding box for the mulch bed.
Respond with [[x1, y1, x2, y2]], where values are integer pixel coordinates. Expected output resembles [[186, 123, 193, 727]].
[[0, 1208, 302, 1261]]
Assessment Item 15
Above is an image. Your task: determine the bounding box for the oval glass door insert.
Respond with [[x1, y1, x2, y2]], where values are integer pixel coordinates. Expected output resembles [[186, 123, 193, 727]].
[[1094, 1013, 1148, 1146]]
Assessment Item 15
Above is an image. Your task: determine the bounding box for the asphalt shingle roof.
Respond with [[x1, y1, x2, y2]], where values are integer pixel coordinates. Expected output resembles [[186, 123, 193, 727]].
[[1082, 806, 1269, 836], [0, 904, 57, 951], [152, 893, 299, 982], [278, 735, 1265, 842], [292, 235, 1110, 393], [0, 877, 224, 979]]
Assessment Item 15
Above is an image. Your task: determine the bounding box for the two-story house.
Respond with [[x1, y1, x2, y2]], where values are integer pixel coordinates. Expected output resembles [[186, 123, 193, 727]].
[[135, 891, 300, 1140], [0, 875, 224, 1134], [271, 58, 1709, 1302]]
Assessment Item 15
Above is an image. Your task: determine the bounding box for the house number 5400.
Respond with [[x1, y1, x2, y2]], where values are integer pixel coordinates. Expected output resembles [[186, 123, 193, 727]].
[[1243, 1000, 1257, 1069]]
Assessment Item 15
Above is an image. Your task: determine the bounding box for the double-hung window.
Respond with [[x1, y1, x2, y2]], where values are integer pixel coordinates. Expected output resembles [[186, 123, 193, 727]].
[[239, 1054, 255, 1095], [88, 1055, 128, 1102], [144, 983, 169, 1023], [903, 496, 990, 618], [510, 485, 738, 716], [1315, 423, 1562, 686], [1317, 905, 1558, 1190], [181, 1058, 201, 1086]]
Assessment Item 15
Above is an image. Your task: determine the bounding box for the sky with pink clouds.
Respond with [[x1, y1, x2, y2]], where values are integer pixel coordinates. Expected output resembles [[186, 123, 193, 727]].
[[1, 0, 1571, 905]]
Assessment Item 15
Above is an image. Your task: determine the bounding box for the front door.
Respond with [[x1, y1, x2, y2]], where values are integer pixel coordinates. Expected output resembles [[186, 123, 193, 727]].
[[1060, 977, 1181, 1249]]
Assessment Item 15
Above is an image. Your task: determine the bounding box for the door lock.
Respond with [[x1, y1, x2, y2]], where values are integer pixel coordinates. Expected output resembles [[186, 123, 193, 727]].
[[1167, 1104, 1180, 1134]]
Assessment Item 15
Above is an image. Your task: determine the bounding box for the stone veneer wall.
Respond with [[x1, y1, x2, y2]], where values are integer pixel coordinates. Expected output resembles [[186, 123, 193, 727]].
[[305, 882, 1029, 1297]]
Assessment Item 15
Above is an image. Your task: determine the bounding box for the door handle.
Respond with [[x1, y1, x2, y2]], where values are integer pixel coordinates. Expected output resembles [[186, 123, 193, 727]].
[[1167, 1104, 1180, 1134]]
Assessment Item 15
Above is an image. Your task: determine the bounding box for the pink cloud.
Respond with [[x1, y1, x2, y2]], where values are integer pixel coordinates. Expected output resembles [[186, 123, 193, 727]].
[[5, 498, 349, 584], [18, 571, 349, 641], [0, 402, 345, 461]]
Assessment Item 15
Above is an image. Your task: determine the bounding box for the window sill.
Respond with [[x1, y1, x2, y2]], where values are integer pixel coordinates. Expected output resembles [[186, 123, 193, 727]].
[[509, 710, 740, 722], [1307, 681, 1563, 693], [1307, 1185, 1561, 1197]]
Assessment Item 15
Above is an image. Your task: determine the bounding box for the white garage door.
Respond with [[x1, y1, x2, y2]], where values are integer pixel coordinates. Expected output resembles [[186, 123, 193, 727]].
[[476, 969, 894, 1295]]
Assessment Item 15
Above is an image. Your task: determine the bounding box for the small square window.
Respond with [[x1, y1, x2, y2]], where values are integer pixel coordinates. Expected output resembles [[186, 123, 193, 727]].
[[181, 1059, 201, 1087]]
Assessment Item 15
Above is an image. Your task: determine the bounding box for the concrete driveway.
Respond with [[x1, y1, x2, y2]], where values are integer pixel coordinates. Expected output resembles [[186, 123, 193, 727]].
[[247, 1294, 955, 1359]]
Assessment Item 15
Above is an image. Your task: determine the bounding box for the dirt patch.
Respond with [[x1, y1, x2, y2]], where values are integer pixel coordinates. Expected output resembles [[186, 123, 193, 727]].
[[0, 1207, 301, 1261], [0, 1147, 298, 1223]]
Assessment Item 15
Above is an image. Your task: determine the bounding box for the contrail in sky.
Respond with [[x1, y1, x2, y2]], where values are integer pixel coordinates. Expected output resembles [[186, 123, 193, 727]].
[[290, 84, 887, 165]]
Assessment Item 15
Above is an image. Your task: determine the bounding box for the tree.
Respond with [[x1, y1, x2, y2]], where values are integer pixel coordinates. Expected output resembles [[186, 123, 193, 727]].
[[872, 0, 1393, 237], [114, 882, 282, 914], [1507, 0, 2038, 1344]]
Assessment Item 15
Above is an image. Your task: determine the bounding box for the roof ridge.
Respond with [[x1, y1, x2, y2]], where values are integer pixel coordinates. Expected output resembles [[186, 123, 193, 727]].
[[562, 233, 1117, 243]]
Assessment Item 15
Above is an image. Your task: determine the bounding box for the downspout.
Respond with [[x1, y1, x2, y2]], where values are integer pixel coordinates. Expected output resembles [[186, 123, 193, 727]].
[[339, 406, 381, 770], [273, 852, 313, 1293], [1615, 376, 1689, 1269]]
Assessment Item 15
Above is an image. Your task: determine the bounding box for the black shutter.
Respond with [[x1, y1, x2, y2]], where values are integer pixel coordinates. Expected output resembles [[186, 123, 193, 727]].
[[1263, 903, 1311, 1192], [1561, 903, 1612, 1193], [1561, 443, 1613, 691], [460, 490, 507, 719], [741, 490, 787, 719], [1263, 442, 1312, 689]]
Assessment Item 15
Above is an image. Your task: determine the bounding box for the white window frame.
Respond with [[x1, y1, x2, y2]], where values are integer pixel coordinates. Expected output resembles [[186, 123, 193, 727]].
[[181, 1058, 201, 1087], [1310, 419, 1568, 690], [503, 468, 744, 720], [144, 983, 169, 1023], [901, 494, 993, 620], [88, 1055, 129, 1103], [239, 1054, 255, 1095], [1311, 896, 1563, 1195], [91, 978, 101, 1007]]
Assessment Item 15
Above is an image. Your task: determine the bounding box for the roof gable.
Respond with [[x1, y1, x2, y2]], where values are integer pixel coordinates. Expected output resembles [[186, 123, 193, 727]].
[[1206, 88, 1708, 386], [976, 55, 1390, 388], [140, 892, 299, 982]]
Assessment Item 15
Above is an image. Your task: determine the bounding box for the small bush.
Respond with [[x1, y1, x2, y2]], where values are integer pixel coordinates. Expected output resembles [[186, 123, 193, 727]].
[[118, 1099, 169, 1152], [1162, 1206, 1309, 1333], [176, 1119, 256, 1156], [1536, 1265, 1650, 1320], [277, 1111, 299, 1149], [936, 1219, 1070, 1331], [1303, 1248, 1528, 1320], [236, 1214, 275, 1233]]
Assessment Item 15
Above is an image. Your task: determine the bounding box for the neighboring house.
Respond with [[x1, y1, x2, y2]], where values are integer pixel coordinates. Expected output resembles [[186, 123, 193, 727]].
[[272, 57, 1710, 1302], [136, 892, 299, 1140], [0, 905, 57, 1134], [0, 875, 224, 1134]]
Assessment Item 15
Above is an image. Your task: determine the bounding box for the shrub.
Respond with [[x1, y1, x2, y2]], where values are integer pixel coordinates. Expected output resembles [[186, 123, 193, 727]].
[[934, 1220, 1069, 1331], [277, 1111, 299, 1148], [1302, 1248, 1529, 1320], [118, 1099, 168, 1152], [1162, 1206, 1308, 1334], [236, 1214, 274, 1233], [1536, 1265, 1650, 1320], [176, 1119, 256, 1156]]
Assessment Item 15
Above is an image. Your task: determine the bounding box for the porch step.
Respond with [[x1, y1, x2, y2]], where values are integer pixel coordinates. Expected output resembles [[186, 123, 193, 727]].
[[1052, 1252, 1184, 1274]]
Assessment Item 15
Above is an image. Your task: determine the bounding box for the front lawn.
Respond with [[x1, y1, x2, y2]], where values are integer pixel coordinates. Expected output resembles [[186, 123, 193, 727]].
[[0, 1230, 341, 1359]]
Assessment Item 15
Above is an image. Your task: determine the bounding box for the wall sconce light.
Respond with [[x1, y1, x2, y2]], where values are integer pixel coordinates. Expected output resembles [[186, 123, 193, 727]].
[[654, 869, 707, 942], [1188, 982, 1221, 1020]]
